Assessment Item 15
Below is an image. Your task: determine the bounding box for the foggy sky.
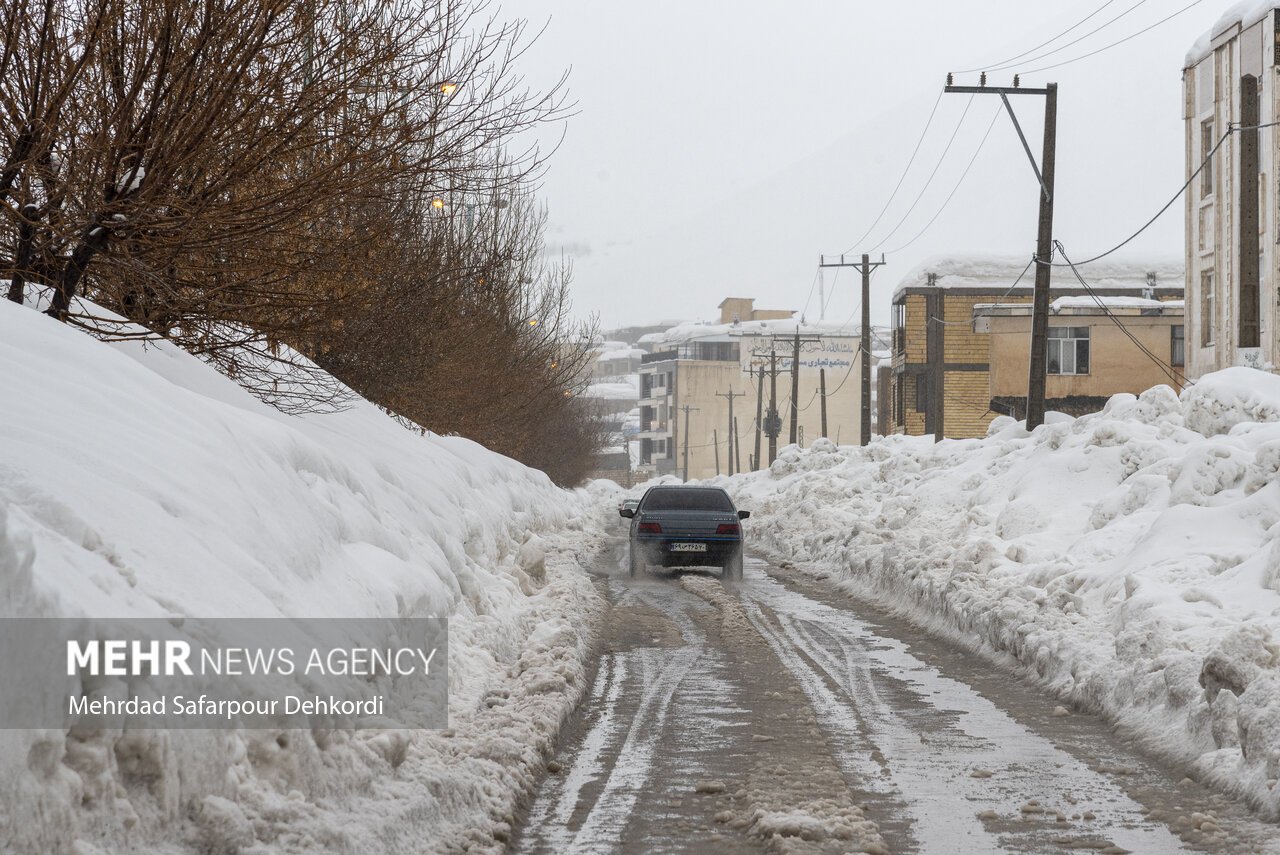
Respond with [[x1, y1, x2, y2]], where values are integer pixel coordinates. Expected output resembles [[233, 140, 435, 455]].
[[513, 1, 1219, 332]]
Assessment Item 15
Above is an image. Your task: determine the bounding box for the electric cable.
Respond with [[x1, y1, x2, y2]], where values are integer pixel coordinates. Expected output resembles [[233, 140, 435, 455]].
[[1054, 240, 1193, 388], [982, 0, 1152, 73], [1052, 126, 1230, 266], [869, 94, 976, 253], [887, 103, 1002, 254], [953, 0, 1122, 74], [1018, 0, 1208, 75], [844, 90, 945, 254]]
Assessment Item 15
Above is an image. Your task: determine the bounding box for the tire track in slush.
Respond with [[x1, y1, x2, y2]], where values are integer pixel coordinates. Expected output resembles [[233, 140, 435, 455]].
[[516, 576, 711, 853], [741, 569, 1198, 854]]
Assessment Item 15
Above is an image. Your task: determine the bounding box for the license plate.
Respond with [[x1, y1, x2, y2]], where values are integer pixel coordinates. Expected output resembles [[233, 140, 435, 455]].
[[670, 542, 707, 553]]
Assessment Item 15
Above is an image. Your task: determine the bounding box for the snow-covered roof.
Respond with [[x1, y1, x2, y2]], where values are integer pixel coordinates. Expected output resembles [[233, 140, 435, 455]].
[[583, 379, 640, 400], [596, 347, 645, 362], [894, 254, 1184, 299], [1051, 296, 1185, 312], [651, 317, 862, 348], [974, 296, 1186, 315], [1186, 2, 1278, 67]]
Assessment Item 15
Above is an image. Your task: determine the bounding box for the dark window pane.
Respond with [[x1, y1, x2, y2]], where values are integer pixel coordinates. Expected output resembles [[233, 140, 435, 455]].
[[1048, 340, 1061, 374], [642, 487, 734, 511], [1076, 339, 1090, 375]]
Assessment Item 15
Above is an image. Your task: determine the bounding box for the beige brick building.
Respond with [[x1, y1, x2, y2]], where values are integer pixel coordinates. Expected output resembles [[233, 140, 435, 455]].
[[888, 256, 1183, 439]]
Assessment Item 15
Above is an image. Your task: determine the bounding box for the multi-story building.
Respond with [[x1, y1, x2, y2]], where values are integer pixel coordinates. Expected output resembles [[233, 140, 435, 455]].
[[1184, 6, 1280, 377], [888, 256, 1183, 439], [635, 298, 876, 481]]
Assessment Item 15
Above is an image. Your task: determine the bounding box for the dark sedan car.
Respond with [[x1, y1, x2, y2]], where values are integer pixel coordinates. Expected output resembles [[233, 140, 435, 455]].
[[619, 486, 749, 580]]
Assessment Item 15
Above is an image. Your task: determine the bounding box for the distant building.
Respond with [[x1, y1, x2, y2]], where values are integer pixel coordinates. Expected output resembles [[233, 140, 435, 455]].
[[889, 256, 1183, 439], [1183, 7, 1280, 377], [636, 300, 884, 481], [976, 297, 1187, 418]]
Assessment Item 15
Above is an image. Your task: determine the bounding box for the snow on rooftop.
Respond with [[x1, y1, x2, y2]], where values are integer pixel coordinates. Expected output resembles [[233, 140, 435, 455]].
[[596, 347, 644, 362], [651, 317, 863, 347], [584, 378, 640, 400], [1186, 2, 1278, 66], [894, 254, 1184, 298], [1050, 296, 1184, 311]]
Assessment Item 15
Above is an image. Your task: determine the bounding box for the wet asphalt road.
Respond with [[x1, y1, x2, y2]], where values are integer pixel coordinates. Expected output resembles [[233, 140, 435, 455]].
[[509, 546, 1280, 855]]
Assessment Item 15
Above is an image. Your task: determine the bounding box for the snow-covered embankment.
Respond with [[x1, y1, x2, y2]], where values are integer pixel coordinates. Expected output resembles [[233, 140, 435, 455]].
[[0, 298, 613, 854], [724, 372, 1280, 817]]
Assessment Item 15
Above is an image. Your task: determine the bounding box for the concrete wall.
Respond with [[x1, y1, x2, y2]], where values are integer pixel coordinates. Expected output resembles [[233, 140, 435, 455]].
[[986, 313, 1186, 398]]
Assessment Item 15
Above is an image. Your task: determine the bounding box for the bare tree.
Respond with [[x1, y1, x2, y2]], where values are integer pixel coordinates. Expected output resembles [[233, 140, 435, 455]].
[[0, 0, 567, 354]]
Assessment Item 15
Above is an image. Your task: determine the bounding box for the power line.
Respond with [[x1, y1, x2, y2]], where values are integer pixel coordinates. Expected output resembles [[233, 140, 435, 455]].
[[927, 257, 1037, 325], [1052, 126, 1230, 266], [1018, 0, 1209, 75], [887, 103, 1003, 254], [870, 94, 976, 253], [986, 0, 1153, 73], [954, 0, 1122, 74], [844, 90, 945, 254], [1054, 240, 1192, 388]]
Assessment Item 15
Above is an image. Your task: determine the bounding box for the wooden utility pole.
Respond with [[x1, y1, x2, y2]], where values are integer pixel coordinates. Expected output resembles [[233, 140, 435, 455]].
[[769, 348, 779, 464], [713, 430, 720, 476], [945, 77, 1057, 429], [734, 416, 742, 474], [779, 328, 823, 447], [753, 365, 765, 470], [819, 369, 828, 439], [819, 253, 885, 445], [790, 331, 801, 445], [680, 405, 698, 482], [716, 388, 746, 476]]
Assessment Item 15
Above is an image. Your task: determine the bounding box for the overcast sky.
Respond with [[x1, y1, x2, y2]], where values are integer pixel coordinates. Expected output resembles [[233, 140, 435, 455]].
[[513, 1, 1222, 332]]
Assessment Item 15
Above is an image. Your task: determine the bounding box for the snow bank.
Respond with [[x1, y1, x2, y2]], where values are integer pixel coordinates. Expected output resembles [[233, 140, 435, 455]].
[[721, 370, 1280, 817], [0, 299, 613, 853]]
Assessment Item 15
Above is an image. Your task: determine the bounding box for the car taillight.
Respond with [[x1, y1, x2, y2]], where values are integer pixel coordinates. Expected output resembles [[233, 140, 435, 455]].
[[716, 524, 739, 535], [638, 522, 662, 534]]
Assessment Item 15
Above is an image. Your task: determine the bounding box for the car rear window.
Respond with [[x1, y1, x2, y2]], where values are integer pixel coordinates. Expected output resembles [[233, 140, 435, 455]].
[[642, 488, 734, 511]]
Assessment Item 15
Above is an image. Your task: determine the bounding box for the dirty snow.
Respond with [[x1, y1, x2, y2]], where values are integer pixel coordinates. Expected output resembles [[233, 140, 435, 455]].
[[0, 298, 611, 854], [716, 370, 1280, 818]]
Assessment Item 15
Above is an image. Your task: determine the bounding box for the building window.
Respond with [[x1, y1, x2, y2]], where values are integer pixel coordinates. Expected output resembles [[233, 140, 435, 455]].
[[891, 301, 905, 354], [1202, 270, 1215, 346], [1171, 325, 1185, 366], [1201, 119, 1214, 197], [1047, 327, 1090, 375]]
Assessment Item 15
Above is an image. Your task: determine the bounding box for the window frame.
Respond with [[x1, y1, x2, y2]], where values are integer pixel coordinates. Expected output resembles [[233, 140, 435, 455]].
[[1047, 326, 1090, 376]]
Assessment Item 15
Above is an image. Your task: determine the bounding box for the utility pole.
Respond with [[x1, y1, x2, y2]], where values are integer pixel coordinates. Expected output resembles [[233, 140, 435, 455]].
[[734, 416, 742, 474], [945, 75, 1057, 429], [753, 365, 765, 470], [713, 430, 720, 476], [819, 253, 885, 445], [780, 328, 823, 448], [819, 368, 828, 439], [769, 348, 779, 464], [680, 405, 699, 482], [716, 388, 746, 476]]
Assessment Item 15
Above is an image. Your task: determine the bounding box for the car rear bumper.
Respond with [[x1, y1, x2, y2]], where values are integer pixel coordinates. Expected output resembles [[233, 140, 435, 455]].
[[633, 536, 741, 566]]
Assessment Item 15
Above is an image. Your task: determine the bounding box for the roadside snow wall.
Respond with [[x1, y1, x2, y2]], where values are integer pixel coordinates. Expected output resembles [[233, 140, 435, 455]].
[[724, 370, 1280, 818], [0, 299, 611, 854]]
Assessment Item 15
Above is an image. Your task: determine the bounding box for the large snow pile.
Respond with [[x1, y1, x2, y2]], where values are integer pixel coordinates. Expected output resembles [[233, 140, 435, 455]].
[[0, 299, 612, 853], [722, 370, 1280, 817]]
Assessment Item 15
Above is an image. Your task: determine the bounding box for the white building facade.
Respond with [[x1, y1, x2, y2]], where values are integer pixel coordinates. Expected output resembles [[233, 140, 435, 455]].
[[1184, 5, 1280, 376]]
